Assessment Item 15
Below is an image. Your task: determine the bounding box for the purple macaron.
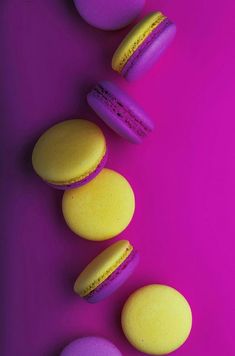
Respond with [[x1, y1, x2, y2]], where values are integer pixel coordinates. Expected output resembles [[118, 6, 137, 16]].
[[60, 337, 122, 356], [87, 81, 154, 144], [73, 0, 145, 31]]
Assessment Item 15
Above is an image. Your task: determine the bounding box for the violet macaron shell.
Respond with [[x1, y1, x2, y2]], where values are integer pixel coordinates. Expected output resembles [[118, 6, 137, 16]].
[[47, 150, 108, 190], [87, 81, 154, 144], [85, 251, 140, 303], [60, 336, 122, 356], [73, 0, 145, 31], [123, 21, 176, 81]]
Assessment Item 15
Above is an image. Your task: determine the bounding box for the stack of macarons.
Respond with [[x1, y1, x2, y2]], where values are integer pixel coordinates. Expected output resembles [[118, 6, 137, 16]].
[[31, 1, 193, 355]]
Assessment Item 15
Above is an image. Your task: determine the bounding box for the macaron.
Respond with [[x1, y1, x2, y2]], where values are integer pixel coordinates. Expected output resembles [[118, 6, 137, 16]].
[[32, 119, 107, 190], [121, 284, 192, 355], [74, 240, 139, 303], [87, 81, 154, 144], [112, 11, 176, 81], [73, 0, 145, 31], [62, 168, 135, 241], [60, 336, 122, 356]]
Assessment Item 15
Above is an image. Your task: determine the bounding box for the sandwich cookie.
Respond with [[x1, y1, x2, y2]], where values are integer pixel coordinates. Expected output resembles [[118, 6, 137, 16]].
[[32, 119, 107, 189], [74, 240, 139, 303], [87, 80, 154, 143], [60, 336, 122, 356], [112, 11, 176, 81]]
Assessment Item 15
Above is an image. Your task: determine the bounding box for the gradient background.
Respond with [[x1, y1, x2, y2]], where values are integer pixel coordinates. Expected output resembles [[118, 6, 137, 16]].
[[1, 0, 235, 355]]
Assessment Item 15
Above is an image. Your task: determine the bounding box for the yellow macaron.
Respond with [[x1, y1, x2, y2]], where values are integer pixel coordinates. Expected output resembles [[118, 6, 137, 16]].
[[62, 168, 135, 241], [121, 284, 192, 355], [32, 119, 107, 189]]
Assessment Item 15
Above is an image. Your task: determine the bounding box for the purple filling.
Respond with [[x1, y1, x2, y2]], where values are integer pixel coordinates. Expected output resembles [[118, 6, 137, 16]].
[[47, 150, 108, 190], [91, 85, 152, 138], [122, 18, 174, 78], [84, 250, 139, 303]]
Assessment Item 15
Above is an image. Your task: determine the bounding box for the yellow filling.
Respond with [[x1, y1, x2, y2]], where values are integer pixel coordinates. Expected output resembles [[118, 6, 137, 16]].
[[112, 12, 166, 73]]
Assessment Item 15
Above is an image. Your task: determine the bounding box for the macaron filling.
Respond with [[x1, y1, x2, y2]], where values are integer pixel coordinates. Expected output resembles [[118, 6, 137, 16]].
[[92, 84, 152, 138], [121, 17, 173, 77], [84, 250, 139, 302], [47, 150, 108, 190]]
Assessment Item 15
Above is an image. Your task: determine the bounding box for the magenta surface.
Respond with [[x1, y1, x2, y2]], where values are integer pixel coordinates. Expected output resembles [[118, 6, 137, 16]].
[[122, 19, 176, 81], [47, 150, 108, 190], [1, 1, 235, 356], [87, 81, 154, 143], [84, 251, 139, 303], [60, 336, 122, 356], [73, 0, 145, 31]]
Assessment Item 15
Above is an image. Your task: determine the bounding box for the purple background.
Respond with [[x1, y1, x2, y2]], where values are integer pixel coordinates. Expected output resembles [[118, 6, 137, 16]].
[[1, 0, 235, 355]]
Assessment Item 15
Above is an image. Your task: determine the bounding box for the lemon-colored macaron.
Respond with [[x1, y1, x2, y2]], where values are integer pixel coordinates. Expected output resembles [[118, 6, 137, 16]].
[[121, 284, 192, 355], [62, 168, 135, 241], [32, 119, 107, 189]]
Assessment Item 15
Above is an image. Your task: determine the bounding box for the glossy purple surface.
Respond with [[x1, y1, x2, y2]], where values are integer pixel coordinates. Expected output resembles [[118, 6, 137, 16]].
[[87, 81, 154, 143], [2, 0, 235, 356]]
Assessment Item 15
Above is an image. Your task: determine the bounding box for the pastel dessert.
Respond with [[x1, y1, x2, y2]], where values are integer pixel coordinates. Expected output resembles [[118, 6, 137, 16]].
[[112, 11, 176, 81], [87, 81, 154, 144], [73, 0, 145, 31], [62, 168, 135, 241], [32, 119, 107, 190], [60, 336, 122, 356], [74, 240, 139, 303], [121, 284, 192, 355]]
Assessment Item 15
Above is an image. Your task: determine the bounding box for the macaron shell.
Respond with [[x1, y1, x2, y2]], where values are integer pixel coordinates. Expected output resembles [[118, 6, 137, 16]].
[[32, 119, 106, 186], [121, 284, 192, 355], [85, 250, 140, 303], [74, 240, 133, 297], [73, 0, 145, 31], [123, 22, 176, 81], [47, 150, 108, 190], [60, 336, 122, 356], [112, 12, 166, 72], [87, 81, 154, 144], [62, 168, 135, 241]]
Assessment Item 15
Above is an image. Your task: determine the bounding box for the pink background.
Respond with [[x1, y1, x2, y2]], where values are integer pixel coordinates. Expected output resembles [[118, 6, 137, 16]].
[[1, 0, 235, 355]]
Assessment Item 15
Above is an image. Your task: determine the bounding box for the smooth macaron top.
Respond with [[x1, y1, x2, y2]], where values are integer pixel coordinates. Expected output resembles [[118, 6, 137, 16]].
[[112, 11, 166, 73], [73, 0, 145, 31], [32, 119, 106, 187], [60, 336, 122, 356], [87, 80, 154, 143], [62, 168, 135, 241], [74, 240, 133, 297], [121, 284, 192, 355]]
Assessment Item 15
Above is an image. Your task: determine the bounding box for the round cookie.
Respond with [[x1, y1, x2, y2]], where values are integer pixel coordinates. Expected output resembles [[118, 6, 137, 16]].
[[60, 336, 122, 356], [74, 240, 139, 303], [32, 119, 107, 189], [62, 168, 135, 241], [121, 284, 192, 355], [112, 11, 176, 81], [73, 0, 145, 31]]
